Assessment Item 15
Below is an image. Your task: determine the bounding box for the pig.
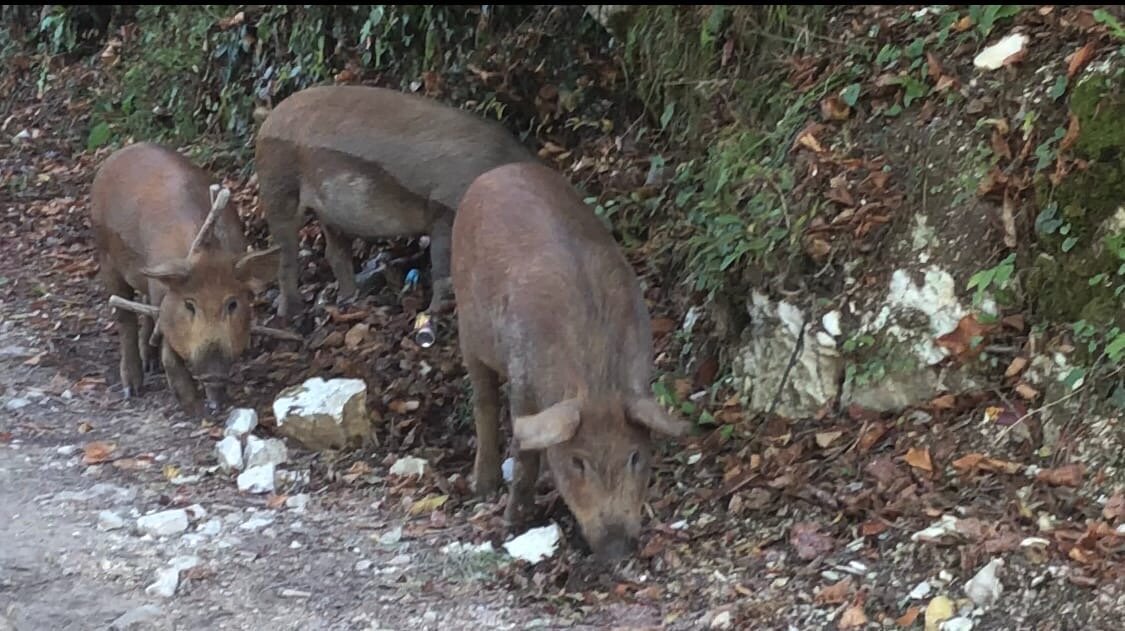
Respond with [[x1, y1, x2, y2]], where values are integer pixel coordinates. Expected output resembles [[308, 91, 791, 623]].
[[90, 142, 279, 416], [451, 161, 692, 561], [254, 85, 536, 320]]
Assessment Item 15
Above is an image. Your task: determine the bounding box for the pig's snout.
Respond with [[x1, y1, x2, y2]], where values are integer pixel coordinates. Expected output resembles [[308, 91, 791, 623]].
[[193, 344, 232, 412], [592, 525, 637, 562]]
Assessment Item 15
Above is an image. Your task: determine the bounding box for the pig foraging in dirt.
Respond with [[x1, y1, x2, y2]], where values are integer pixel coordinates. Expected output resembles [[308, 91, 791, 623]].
[[451, 161, 691, 561], [90, 142, 279, 416], [254, 85, 536, 320]]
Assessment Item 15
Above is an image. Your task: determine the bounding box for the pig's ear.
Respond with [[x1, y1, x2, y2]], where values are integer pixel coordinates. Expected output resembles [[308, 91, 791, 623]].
[[141, 259, 192, 289], [512, 398, 582, 451], [235, 246, 281, 293], [626, 397, 692, 438]]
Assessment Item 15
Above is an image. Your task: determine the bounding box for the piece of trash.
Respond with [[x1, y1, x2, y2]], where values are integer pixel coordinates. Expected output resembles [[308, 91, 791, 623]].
[[413, 312, 435, 348], [389, 456, 428, 478], [924, 595, 954, 631], [973, 33, 1028, 71], [501, 457, 514, 482], [403, 268, 421, 292], [912, 514, 961, 543], [503, 522, 561, 564]]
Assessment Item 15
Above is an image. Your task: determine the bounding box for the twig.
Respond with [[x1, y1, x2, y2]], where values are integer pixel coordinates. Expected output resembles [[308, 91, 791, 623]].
[[108, 295, 302, 342], [188, 185, 231, 257], [991, 362, 1124, 446]]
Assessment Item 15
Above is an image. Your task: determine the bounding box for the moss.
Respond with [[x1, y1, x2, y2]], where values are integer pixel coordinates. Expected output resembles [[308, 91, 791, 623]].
[[1028, 66, 1125, 335]]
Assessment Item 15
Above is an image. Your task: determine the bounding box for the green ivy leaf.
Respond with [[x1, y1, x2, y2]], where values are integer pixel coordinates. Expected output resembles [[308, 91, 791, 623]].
[[1107, 333, 1125, 360], [1062, 236, 1078, 252], [841, 83, 861, 107], [86, 122, 111, 151], [1048, 76, 1068, 101], [1062, 367, 1086, 391]]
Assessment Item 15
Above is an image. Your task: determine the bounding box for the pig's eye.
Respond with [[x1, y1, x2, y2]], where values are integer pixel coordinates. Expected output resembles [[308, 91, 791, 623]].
[[571, 457, 586, 475], [225, 298, 239, 315], [628, 450, 642, 471], [184, 300, 196, 316]]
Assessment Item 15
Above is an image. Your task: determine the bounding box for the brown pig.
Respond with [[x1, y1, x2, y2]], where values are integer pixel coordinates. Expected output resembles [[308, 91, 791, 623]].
[[90, 142, 279, 416], [451, 161, 691, 561], [255, 85, 536, 320]]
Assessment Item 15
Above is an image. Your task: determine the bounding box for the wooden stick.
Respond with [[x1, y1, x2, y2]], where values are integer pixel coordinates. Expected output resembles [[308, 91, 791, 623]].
[[189, 184, 231, 257], [108, 295, 302, 342]]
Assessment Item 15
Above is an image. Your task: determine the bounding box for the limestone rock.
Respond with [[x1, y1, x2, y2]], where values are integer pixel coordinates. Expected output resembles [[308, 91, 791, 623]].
[[273, 377, 372, 451], [243, 435, 288, 469], [136, 509, 189, 537], [224, 407, 258, 438], [237, 464, 276, 494], [215, 435, 243, 472]]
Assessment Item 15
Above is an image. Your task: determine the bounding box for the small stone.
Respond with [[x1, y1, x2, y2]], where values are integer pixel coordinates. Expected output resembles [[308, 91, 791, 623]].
[[822, 310, 842, 337], [964, 558, 1004, 609], [224, 408, 258, 438], [237, 464, 276, 494], [136, 509, 189, 537], [98, 510, 125, 531], [184, 504, 207, 521], [244, 436, 288, 469], [280, 589, 311, 598], [973, 33, 1028, 71], [422, 611, 438, 624], [286, 493, 309, 512], [941, 617, 974, 631], [4, 398, 31, 411], [56, 445, 79, 456], [388, 554, 411, 566], [197, 518, 222, 537], [145, 556, 199, 598], [378, 526, 403, 546], [216, 436, 243, 472], [503, 522, 561, 564], [389, 456, 428, 478], [109, 605, 162, 630], [355, 559, 373, 572], [273, 377, 372, 451], [240, 514, 275, 531], [710, 610, 733, 629], [909, 580, 932, 600]]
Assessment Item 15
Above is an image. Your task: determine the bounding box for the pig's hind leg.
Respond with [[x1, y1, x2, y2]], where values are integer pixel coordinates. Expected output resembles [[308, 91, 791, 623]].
[[467, 355, 503, 496], [504, 385, 542, 529]]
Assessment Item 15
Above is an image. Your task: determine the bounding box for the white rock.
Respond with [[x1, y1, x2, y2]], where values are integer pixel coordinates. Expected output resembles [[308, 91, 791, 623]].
[[908, 580, 932, 600], [109, 605, 162, 630], [816, 331, 837, 349], [912, 514, 960, 542], [389, 456, 428, 478], [136, 509, 189, 537], [184, 504, 207, 521], [973, 33, 1028, 71], [240, 515, 275, 531], [710, 610, 733, 629], [244, 436, 288, 469], [286, 494, 309, 512], [98, 510, 125, 531], [941, 617, 974, 631], [822, 311, 842, 337], [964, 558, 1004, 609], [503, 523, 561, 564], [273, 377, 372, 451], [441, 540, 496, 556], [215, 436, 243, 472], [145, 556, 199, 599], [224, 408, 258, 438], [379, 526, 403, 546], [237, 464, 276, 494], [355, 559, 373, 572], [197, 518, 222, 537], [4, 398, 31, 411], [56, 445, 79, 456]]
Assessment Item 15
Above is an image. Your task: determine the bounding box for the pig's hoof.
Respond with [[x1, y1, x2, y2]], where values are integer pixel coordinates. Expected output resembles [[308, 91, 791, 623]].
[[472, 474, 501, 497], [503, 498, 536, 529], [204, 399, 223, 416], [122, 385, 138, 400]]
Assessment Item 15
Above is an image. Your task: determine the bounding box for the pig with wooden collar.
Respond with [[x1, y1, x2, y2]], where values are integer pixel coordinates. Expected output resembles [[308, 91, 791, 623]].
[[451, 161, 691, 561], [90, 142, 279, 416], [255, 85, 536, 321]]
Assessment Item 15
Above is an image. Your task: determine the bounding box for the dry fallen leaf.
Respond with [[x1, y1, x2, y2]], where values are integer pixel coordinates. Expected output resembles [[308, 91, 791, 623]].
[[820, 95, 851, 121], [839, 603, 868, 629], [1004, 357, 1028, 378], [651, 317, 676, 335], [860, 520, 889, 537], [815, 430, 843, 449], [936, 314, 992, 361], [904, 447, 934, 473], [266, 494, 289, 509], [1015, 382, 1039, 400], [925, 51, 943, 80], [162, 464, 180, 481], [952, 453, 1023, 475], [1036, 463, 1085, 487], [924, 595, 954, 631], [896, 606, 921, 627], [1067, 41, 1097, 80], [409, 494, 448, 516], [790, 521, 835, 560], [815, 578, 853, 605], [858, 422, 888, 453], [1059, 113, 1081, 155], [82, 441, 116, 465], [1104, 491, 1124, 522], [930, 393, 956, 410], [345, 322, 370, 349]]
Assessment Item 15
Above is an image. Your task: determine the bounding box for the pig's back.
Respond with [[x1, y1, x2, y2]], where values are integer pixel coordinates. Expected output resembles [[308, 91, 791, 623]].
[[91, 143, 244, 270], [257, 85, 535, 211], [453, 162, 653, 395]]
